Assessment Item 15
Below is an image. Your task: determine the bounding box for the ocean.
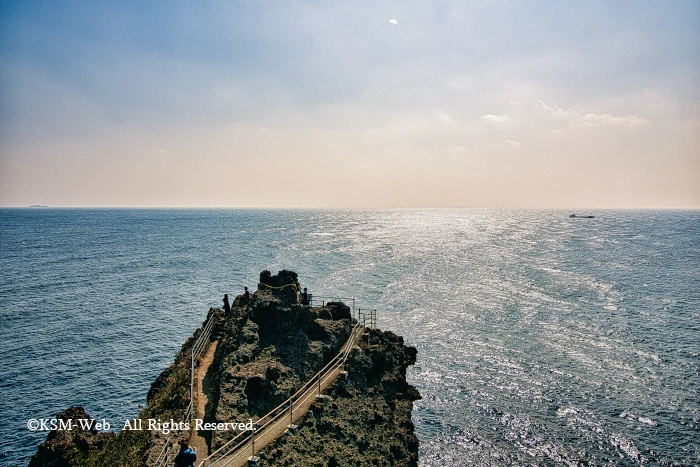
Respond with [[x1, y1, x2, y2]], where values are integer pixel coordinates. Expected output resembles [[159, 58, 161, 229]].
[[0, 208, 698, 466]]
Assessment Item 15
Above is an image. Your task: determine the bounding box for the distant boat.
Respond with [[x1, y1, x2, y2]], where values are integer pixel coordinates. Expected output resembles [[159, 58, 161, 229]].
[[569, 213, 594, 218], [29, 204, 49, 208]]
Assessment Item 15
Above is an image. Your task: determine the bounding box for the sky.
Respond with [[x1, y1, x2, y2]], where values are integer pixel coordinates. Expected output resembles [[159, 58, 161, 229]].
[[1, 1, 699, 208]]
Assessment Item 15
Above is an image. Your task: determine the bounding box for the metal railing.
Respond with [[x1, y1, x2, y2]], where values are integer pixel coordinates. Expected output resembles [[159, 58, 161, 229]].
[[357, 308, 377, 329], [152, 438, 171, 467], [153, 301, 378, 467], [152, 311, 216, 467], [308, 295, 356, 318], [190, 312, 217, 422], [199, 321, 365, 467]]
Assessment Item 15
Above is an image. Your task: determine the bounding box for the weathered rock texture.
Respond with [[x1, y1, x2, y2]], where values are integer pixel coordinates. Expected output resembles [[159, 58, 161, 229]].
[[205, 270, 355, 452], [261, 329, 421, 467], [28, 406, 113, 467], [29, 271, 420, 466]]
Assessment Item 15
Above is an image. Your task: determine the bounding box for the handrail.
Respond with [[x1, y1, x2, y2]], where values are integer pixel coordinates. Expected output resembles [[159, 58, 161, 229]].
[[189, 312, 217, 423], [310, 295, 356, 301], [209, 322, 363, 467], [192, 314, 216, 362], [152, 312, 216, 466], [152, 438, 171, 467], [184, 400, 193, 422], [203, 322, 362, 465], [309, 296, 357, 319], [200, 322, 363, 467]]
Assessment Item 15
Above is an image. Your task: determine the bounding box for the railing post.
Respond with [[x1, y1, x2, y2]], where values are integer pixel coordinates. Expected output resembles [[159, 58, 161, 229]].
[[251, 424, 255, 457], [190, 350, 194, 422], [289, 400, 293, 426]]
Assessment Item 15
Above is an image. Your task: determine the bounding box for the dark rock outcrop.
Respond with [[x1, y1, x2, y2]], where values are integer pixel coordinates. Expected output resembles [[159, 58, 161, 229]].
[[30, 271, 421, 466], [257, 269, 300, 307], [262, 328, 421, 467], [206, 271, 355, 451], [29, 407, 113, 467]]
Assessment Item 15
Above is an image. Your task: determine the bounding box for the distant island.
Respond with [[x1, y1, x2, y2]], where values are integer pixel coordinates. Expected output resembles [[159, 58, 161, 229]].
[[29, 204, 49, 208]]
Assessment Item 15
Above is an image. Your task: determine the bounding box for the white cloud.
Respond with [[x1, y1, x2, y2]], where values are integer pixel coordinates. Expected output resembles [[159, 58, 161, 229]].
[[483, 113, 510, 124], [538, 100, 571, 118], [435, 112, 455, 124], [504, 139, 522, 149], [389, 18, 398, 25], [538, 100, 649, 129], [574, 113, 649, 128]]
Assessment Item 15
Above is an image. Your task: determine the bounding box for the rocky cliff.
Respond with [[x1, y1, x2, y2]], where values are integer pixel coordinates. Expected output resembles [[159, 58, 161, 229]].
[[263, 329, 421, 467], [30, 271, 420, 466]]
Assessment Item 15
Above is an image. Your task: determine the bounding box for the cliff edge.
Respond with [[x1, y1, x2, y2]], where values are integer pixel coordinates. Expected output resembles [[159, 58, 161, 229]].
[[29, 271, 420, 466]]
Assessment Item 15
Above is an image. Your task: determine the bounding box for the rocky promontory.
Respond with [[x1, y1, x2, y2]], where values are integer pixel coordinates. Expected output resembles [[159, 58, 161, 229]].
[[30, 271, 420, 466]]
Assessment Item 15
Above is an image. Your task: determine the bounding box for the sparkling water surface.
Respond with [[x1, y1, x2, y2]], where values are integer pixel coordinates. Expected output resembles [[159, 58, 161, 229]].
[[1, 209, 698, 466]]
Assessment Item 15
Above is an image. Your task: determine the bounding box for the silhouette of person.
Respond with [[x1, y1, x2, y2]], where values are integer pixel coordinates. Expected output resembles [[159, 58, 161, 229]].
[[223, 294, 230, 314], [243, 286, 251, 302], [300, 287, 309, 305]]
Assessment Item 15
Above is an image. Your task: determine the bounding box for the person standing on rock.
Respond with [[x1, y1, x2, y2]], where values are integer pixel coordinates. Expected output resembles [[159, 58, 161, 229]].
[[173, 438, 196, 467], [223, 294, 231, 314], [300, 287, 309, 305], [243, 286, 251, 302]]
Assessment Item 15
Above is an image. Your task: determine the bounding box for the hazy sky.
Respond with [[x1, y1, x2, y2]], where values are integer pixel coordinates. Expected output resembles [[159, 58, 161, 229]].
[[1, 1, 699, 208]]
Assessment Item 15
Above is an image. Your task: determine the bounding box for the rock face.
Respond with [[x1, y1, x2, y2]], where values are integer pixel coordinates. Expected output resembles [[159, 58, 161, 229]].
[[29, 271, 421, 466], [262, 329, 421, 467], [206, 271, 355, 452], [28, 407, 113, 467]]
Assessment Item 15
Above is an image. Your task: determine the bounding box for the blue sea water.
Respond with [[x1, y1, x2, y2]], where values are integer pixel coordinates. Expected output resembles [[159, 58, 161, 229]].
[[0, 208, 698, 466]]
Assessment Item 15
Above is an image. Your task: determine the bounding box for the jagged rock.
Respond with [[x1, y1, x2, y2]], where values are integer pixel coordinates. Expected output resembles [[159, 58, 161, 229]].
[[31, 271, 420, 466], [266, 366, 281, 382], [264, 328, 421, 466], [207, 272, 356, 450], [325, 301, 351, 320], [29, 407, 113, 467], [257, 270, 300, 307]]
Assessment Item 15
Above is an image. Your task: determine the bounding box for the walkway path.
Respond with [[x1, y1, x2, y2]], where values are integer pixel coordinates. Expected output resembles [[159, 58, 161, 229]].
[[202, 324, 363, 467], [211, 365, 345, 467], [190, 339, 219, 459]]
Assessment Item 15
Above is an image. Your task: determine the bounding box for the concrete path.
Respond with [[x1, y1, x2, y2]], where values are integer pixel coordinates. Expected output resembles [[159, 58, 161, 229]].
[[209, 365, 344, 467]]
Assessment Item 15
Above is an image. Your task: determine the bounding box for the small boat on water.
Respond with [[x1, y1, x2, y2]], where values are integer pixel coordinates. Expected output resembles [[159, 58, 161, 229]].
[[569, 213, 595, 218]]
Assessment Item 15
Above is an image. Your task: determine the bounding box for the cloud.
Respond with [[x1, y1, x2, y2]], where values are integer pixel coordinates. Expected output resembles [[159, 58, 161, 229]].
[[574, 113, 649, 128], [389, 18, 398, 25], [483, 114, 510, 124], [538, 100, 649, 129], [504, 139, 522, 149], [435, 112, 455, 124], [538, 100, 571, 119]]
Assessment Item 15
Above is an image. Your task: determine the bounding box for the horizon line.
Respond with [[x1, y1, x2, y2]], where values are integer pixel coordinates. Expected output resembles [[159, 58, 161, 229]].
[[2, 205, 699, 211]]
